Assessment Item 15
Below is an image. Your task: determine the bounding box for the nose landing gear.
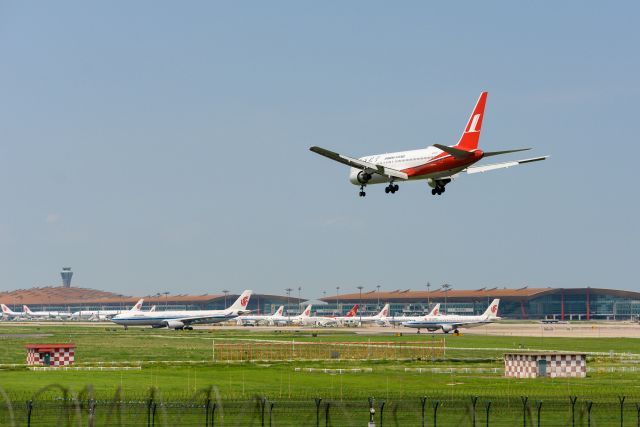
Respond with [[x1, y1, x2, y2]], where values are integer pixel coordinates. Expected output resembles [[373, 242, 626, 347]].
[[359, 185, 366, 197]]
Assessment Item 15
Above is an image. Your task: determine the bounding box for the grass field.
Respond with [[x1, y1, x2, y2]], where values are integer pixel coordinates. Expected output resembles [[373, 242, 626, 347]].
[[1, 323, 640, 425]]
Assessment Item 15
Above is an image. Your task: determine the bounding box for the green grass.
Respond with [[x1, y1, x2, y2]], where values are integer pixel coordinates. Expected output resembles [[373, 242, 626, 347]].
[[1, 324, 640, 426]]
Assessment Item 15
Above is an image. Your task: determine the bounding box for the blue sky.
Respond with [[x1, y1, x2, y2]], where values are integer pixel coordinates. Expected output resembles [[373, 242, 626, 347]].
[[0, 2, 638, 297]]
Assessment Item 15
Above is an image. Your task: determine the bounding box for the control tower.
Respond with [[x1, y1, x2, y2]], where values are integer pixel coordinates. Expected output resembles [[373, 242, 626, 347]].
[[61, 267, 73, 288]]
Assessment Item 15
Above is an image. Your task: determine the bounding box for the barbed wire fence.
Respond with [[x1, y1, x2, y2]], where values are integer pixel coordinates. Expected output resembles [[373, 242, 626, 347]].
[[1, 384, 640, 426]]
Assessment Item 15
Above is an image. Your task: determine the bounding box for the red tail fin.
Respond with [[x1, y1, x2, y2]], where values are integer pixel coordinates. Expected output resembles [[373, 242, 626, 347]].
[[345, 304, 358, 317], [455, 92, 488, 150]]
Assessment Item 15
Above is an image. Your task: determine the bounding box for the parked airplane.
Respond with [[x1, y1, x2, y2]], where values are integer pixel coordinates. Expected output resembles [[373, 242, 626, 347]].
[[71, 299, 145, 321], [333, 304, 360, 326], [23, 305, 72, 319], [310, 92, 548, 197], [355, 304, 392, 326], [110, 290, 252, 330], [1, 304, 25, 319], [237, 306, 287, 326], [389, 303, 440, 325], [289, 305, 340, 327], [402, 299, 501, 334]]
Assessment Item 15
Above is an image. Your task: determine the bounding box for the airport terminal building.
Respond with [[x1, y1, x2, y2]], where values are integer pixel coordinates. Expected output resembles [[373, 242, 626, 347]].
[[1, 286, 640, 320], [320, 287, 640, 321]]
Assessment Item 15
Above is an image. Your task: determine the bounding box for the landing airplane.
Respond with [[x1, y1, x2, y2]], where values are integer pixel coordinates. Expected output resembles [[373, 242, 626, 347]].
[[111, 291, 252, 330], [23, 305, 72, 320], [238, 305, 287, 326], [402, 299, 500, 334], [1, 304, 25, 319], [71, 299, 145, 321], [310, 92, 548, 197]]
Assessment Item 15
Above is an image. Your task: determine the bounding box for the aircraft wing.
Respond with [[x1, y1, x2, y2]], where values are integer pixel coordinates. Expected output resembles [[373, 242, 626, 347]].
[[309, 146, 408, 180], [178, 314, 235, 325], [466, 156, 548, 174]]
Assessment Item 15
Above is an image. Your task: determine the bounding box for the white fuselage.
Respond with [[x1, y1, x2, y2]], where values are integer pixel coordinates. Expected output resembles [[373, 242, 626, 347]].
[[402, 314, 494, 332], [348, 147, 469, 185], [111, 309, 237, 328]]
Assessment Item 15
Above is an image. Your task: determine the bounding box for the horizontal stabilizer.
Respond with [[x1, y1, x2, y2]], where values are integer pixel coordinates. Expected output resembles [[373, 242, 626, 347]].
[[466, 156, 549, 174], [433, 144, 473, 159], [482, 148, 531, 157]]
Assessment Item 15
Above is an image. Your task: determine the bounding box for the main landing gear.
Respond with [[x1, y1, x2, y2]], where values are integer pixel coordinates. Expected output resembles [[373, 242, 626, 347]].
[[385, 183, 399, 194], [431, 186, 445, 196], [430, 178, 451, 196]]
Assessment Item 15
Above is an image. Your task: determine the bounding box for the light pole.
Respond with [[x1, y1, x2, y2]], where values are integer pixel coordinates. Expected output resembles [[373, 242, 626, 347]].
[[426, 282, 431, 308], [285, 288, 293, 320], [376, 285, 381, 309], [442, 283, 452, 314], [357, 286, 364, 324], [222, 290, 229, 308], [164, 291, 169, 310], [336, 286, 340, 315], [298, 286, 302, 311]]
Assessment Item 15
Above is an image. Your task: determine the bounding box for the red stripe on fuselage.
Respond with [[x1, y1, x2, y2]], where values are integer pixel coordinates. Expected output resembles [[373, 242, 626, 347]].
[[402, 150, 484, 178]]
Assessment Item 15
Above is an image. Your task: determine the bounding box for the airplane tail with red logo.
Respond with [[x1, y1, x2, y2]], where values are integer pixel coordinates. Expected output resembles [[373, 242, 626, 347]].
[[427, 303, 441, 317], [375, 304, 390, 319], [455, 92, 488, 151], [23, 305, 33, 315], [300, 304, 312, 317], [131, 299, 144, 311], [1, 304, 17, 315], [482, 299, 500, 319], [274, 306, 284, 317], [229, 290, 253, 312], [345, 304, 358, 317]]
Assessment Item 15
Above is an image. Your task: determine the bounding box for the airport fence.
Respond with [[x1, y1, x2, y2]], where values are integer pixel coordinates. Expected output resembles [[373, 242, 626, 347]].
[[1, 387, 640, 426], [210, 339, 445, 362]]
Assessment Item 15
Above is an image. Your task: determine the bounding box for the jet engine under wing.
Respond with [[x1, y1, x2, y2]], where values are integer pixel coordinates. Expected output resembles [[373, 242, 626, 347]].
[[309, 146, 408, 180], [465, 156, 549, 174]]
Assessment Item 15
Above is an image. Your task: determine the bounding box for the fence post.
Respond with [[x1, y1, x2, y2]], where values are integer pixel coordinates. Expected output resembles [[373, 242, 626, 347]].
[[210, 402, 217, 427], [379, 400, 385, 427], [433, 400, 440, 427], [269, 401, 274, 427], [205, 398, 211, 427], [635, 403, 640, 427], [620, 396, 626, 427], [147, 397, 154, 427], [315, 398, 322, 427], [586, 401, 593, 427], [569, 396, 578, 427], [485, 401, 491, 427], [368, 397, 376, 427], [26, 400, 33, 427], [470, 396, 478, 427], [535, 401, 542, 427], [324, 402, 330, 427], [88, 399, 96, 427], [521, 396, 528, 427], [420, 396, 427, 427], [260, 398, 267, 427], [152, 402, 157, 427]]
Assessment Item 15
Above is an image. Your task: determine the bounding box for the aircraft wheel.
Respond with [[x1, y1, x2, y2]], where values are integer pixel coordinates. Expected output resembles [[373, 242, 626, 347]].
[[441, 186, 446, 193], [454, 329, 459, 334], [393, 184, 399, 191], [359, 191, 366, 197], [431, 189, 436, 195], [385, 187, 390, 194]]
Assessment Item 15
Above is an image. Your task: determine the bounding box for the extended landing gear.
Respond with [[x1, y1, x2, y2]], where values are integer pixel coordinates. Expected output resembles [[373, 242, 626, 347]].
[[359, 185, 366, 197], [429, 178, 451, 196], [385, 181, 399, 194], [431, 186, 445, 196]]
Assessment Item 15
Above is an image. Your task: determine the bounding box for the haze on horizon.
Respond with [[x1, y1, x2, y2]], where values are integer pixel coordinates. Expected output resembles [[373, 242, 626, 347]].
[[0, 2, 638, 298]]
